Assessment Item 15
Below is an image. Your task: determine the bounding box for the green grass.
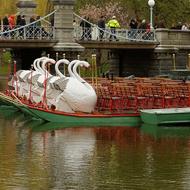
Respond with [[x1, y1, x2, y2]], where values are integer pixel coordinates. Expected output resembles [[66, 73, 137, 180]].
[[0, 51, 11, 76]]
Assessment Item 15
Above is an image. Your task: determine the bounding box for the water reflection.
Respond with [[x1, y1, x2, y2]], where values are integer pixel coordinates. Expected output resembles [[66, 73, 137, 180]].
[[141, 124, 190, 139], [1, 107, 190, 189], [141, 123, 190, 139]]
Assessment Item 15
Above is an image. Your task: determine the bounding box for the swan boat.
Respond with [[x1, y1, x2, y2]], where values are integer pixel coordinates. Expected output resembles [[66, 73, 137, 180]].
[[0, 91, 141, 127], [0, 57, 141, 127]]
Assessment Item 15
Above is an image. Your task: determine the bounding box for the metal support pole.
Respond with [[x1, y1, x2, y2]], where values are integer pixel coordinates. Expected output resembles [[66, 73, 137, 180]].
[[56, 52, 59, 61], [148, 0, 155, 30], [63, 53, 66, 75], [172, 53, 176, 70], [91, 54, 95, 85], [13, 60, 18, 96], [92, 54, 98, 88], [187, 54, 190, 70], [150, 7, 153, 29], [77, 54, 80, 76]]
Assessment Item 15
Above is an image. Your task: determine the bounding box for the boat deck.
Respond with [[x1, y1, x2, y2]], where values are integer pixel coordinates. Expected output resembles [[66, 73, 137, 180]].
[[92, 76, 190, 112], [140, 107, 190, 114]]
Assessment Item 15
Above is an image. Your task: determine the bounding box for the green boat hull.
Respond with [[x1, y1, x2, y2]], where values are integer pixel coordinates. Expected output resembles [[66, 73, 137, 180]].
[[140, 108, 190, 125], [0, 92, 42, 119], [27, 106, 141, 127]]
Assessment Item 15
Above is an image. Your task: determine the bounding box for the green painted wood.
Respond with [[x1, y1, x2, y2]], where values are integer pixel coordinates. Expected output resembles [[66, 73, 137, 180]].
[[27, 106, 141, 127], [0, 93, 141, 127], [140, 108, 190, 125]]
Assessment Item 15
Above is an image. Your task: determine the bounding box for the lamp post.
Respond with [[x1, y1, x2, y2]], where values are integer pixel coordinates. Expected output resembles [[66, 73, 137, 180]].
[[148, 0, 155, 29]]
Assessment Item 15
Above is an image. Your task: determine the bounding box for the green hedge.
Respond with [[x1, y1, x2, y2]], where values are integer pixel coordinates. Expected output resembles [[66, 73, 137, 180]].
[[0, 51, 11, 76]]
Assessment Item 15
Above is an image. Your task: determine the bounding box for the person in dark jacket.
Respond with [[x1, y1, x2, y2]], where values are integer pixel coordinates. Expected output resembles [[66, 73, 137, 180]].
[[29, 15, 36, 38], [97, 16, 105, 40], [85, 17, 92, 40], [80, 16, 92, 40], [20, 15, 26, 26], [129, 18, 138, 29], [16, 15, 21, 26], [2, 15, 9, 37], [19, 15, 26, 38], [129, 18, 138, 39], [80, 16, 87, 40]]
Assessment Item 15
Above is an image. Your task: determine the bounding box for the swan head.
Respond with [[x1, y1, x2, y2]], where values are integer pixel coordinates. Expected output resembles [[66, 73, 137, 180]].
[[42, 58, 56, 69], [47, 58, 56, 65], [39, 56, 49, 62], [31, 58, 41, 70], [56, 59, 70, 65], [77, 61, 90, 68], [70, 60, 78, 64], [40, 58, 56, 77]]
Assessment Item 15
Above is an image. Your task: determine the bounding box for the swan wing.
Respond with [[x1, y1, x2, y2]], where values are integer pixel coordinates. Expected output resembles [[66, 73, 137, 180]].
[[27, 73, 41, 84], [52, 78, 69, 91], [18, 70, 31, 82]]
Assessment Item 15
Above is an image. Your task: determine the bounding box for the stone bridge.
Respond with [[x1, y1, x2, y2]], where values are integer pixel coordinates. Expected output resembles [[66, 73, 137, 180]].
[[1, 0, 190, 77]]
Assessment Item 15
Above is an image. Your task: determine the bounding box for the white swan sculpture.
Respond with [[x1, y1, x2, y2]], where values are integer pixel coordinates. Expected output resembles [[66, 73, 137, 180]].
[[55, 60, 97, 113], [52, 59, 79, 113], [34, 58, 56, 104], [72, 60, 97, 112], [26, 57, 49, 101], [44, 58, 70, 106]]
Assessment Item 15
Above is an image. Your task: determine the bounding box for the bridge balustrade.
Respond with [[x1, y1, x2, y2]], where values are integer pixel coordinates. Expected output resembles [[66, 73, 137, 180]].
[[0, 25, 54, 40], [74, 26, 156, 42]]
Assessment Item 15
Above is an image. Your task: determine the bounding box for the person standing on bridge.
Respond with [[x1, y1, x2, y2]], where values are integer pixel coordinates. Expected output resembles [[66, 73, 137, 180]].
[[2, 15, 9, 37], [19, 15, 26, 38], [80, 16, 92, 40], [80, 16, 87, 40], [8, 15, 16, 38], [29, 15, 36, 38], [97, 16, 105, 41], [16, 15, 21, 27], [129, 18, 138, 39], [107, 16, 120, 41]]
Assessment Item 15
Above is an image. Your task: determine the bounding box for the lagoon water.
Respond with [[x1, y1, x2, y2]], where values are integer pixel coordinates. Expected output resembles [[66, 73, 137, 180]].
[[1, 80, 190, 189]]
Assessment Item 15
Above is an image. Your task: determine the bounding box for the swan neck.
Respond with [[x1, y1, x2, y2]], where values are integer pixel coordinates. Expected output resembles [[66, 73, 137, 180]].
[[55, 60, 67, 78], [33, 59, 38, 71], [73, 62, 92, 90], [68, 60, 78, 78], [37, 59, 44, 74]]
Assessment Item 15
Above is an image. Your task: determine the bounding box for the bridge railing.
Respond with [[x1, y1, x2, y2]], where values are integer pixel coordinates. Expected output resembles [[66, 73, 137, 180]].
[[73, 13, 157, 42], [0, 25, 54, 40], [74, 26, 156, 42], [0, 10, 56, 40]]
